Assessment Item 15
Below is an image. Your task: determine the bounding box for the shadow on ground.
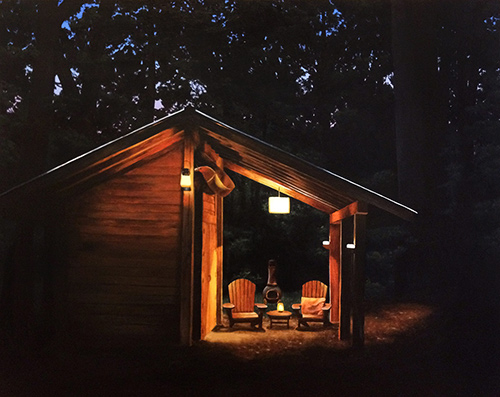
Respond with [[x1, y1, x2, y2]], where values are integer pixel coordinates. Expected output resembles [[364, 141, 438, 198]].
[[0, 301, 497, 396]]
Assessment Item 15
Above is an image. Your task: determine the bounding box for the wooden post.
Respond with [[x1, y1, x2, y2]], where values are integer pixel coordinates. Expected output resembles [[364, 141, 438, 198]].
[[216, 194, 223, 326], [352, 208, 367, 348], [339, 217, 352, 340], [192, 188, 203, 341], [328, 218, 341, 329], [179, 133, 195, 346]]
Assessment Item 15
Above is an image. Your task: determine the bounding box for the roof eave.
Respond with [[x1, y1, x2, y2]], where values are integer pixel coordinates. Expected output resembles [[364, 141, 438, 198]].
[[192, 109, 417, 220]]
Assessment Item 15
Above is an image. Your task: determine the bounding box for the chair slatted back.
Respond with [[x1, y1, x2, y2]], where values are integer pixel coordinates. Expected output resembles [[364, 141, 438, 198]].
[[302, 280, 327, 298], [228, 278, 256, 312]]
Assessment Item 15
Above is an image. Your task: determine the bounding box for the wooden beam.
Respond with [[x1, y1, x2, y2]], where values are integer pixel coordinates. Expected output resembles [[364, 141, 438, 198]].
[[330, 201, 368, 223], [199, 141, 225, 169], [196, 114, 416, 221], [352, 209, 367, 348], [225, 161, 336, 213], [58, 131, 185, 194], [339, 216, 353, 340], [216, 193, 223, 326], [179, 133, 195, 346], [328, 219, 341, 329]]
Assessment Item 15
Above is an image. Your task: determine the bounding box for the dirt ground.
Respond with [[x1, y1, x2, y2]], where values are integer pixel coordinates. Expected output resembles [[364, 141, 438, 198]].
[[0, 301, 497, 396], [205, 302, 433, 359]]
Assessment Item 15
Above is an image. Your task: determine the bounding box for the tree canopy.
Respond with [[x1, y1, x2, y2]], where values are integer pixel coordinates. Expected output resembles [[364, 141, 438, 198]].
[[0, 0, 499, 294]]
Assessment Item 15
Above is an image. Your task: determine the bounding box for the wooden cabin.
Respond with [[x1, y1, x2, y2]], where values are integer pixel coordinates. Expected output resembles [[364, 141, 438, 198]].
[[0, 107, 416, 347]]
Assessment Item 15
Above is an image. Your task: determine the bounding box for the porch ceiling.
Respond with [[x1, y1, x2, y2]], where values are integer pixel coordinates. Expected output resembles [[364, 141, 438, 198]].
[[192, 110, 416, 220], [199, 130, 352, 214]]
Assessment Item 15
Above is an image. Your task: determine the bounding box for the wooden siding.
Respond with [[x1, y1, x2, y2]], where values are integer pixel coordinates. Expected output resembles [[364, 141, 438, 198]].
[[64, 146, 183, 341], [0, 107, 416, 222]]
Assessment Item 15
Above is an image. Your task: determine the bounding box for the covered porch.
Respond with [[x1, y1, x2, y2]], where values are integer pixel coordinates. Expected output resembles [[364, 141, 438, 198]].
[[180, 109, 417, 347]]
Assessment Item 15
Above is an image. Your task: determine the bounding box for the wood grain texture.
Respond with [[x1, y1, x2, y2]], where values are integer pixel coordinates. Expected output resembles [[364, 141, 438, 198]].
[[179, 133, 195, 345], [302, 280, 328, 298], [329, 219, 341, 327], [200, 193, 219, 339], [352, 211, 367, 348], [330, 201, 368, 223], [216, 194, 223, 326], [340, 217, 353, 340], [228, 278, 256, 312], [64, 148, 183, 341]]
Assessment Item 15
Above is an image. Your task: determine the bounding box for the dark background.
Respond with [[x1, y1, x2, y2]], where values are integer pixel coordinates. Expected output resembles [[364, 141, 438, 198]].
[[0, 0, 498, 392]]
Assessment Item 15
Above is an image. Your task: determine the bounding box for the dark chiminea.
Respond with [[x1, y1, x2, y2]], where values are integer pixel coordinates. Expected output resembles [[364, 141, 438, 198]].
[[262, 259, 282, 304]]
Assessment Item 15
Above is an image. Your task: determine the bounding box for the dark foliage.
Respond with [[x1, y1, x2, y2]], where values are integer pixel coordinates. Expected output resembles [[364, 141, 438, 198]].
[[223, 173, 329, 291], [0, 1, 499, 391]]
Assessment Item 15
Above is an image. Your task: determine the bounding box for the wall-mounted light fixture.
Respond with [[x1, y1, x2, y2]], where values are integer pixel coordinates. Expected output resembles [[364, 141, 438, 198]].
[[322, 240, 330, 249], [268, 187, 290, 214], [346, 243, 356, 250], [180, 168, 191, 191]]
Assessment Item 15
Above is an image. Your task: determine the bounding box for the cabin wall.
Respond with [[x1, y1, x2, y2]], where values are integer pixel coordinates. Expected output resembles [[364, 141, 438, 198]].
[[63, 146, 183, 342]]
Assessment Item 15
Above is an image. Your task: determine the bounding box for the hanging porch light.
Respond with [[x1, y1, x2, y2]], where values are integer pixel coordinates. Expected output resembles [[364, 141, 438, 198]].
[[268, 187, 290, 214]]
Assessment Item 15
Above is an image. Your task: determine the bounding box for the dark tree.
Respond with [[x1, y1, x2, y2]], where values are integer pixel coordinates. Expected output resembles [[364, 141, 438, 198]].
[[391, 0, 445, 213], [15, 1, 83, 178]]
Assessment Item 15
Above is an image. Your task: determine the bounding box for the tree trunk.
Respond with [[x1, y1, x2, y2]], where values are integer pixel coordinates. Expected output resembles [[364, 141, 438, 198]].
[[21, 0, 60, 179], [78, 3, 115, 135], [391, 0, 447, 296], [391, 0, 444, 213], [21, 0, 83, 179]]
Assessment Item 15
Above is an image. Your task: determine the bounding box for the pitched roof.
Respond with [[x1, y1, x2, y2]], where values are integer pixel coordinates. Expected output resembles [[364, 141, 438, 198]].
[[0, 107, 416, 220]]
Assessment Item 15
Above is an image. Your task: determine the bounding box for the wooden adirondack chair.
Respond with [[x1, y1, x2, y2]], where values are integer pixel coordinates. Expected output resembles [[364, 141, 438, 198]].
[[222, 279, 267, 329], [292, 280, 331, 328]]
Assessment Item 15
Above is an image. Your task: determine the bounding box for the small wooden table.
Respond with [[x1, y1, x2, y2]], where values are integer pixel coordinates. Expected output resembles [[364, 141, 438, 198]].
[[267, 310, 292, 329]]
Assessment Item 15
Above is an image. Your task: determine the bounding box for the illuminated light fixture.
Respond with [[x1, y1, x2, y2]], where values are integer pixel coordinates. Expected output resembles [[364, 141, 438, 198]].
[[277, 301, 284, 312], [180, 168, 191, 191], [346, 243, 356, 250], [268, 188, 290, 214], [322, 240, 330, 249]]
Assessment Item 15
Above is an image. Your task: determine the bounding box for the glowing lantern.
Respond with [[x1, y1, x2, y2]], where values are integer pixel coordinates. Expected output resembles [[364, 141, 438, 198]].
[[277, 301, 284, 312], [180, 168, 191, 191], [268, 188, 290, 214]]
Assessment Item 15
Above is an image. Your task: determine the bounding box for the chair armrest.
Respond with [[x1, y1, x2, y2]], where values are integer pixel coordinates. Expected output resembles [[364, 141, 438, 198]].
[[322, 303, 332, 311], [255, 304, 267, 316], [222, 303, 235, 310], [291, 304, 302, 317]]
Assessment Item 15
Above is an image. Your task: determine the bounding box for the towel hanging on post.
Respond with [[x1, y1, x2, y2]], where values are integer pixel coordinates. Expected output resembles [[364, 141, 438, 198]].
[[194, 165, 235, 197]]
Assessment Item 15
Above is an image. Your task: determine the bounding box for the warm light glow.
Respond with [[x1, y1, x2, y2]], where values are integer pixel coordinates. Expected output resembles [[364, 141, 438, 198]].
[[268, 196, 290, 214], [180, 168, 191, 190], [346, 243, 355, 250], [277, 302, 284, 312]]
